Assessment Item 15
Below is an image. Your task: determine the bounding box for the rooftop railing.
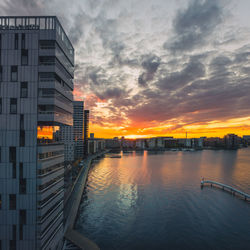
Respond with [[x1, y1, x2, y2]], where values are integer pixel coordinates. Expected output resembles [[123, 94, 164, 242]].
[[0, 16, 74, 60]]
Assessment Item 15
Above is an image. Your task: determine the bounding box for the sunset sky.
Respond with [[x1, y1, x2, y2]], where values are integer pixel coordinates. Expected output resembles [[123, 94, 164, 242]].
[[1, 0, 250, 138]]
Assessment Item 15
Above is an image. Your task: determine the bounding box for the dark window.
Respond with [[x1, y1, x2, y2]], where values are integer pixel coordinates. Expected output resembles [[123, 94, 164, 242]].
[[9, 194, 16, 210], [39, 56, 55, 65], [12, 225, 16, 240], [20, 82, 28, 98], [20, 130, 25, 147], [0, 33, 1, 49], [0, 194, 2, 209], [19, 163, 23, 179], [0, 66, 2, 81], [20, 114, 24, 130], [21, 49, 28, 65], [14, 34, 18, 50], [9, 147, 16, 163], [11, 66, 18, 82], [21, 33, 25, 49], [0, 98, 2, 114], [39, 40, 55, 49], [0, 147, 1, 162], [10, 98, 17, 114], [19, 210, 26, 224], [19, 225, 23, 240], [19, 179, 26, 194], [12, 163, 16, 179], [10, 240, 16, 250]]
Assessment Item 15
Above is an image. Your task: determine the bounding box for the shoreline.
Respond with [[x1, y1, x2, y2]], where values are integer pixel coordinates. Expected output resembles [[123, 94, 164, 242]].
[[63, 150, 109, 250]]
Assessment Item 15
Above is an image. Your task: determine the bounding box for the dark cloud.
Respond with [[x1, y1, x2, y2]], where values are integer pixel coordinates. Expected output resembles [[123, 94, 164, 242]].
[[97, 87, 125, 100], [138, 54, 161, 86], [164, 0, 224, 53], [158, 59, 205, 90]]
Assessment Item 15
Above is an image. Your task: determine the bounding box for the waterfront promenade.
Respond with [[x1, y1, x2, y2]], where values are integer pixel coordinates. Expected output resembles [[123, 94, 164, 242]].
[[63, 150, 109, 250]]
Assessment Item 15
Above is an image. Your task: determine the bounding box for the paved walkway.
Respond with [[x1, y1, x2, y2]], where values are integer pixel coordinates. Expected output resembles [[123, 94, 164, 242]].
[[63, 151, 109, 250]]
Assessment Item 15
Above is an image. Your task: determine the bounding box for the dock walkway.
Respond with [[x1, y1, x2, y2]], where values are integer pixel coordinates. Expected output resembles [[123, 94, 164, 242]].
[[64, 150, 109, 250], [201, 179, 250, 201]]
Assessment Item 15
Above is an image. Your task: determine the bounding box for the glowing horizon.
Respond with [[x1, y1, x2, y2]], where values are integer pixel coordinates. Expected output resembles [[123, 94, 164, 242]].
[[6, 1, 250, 140]]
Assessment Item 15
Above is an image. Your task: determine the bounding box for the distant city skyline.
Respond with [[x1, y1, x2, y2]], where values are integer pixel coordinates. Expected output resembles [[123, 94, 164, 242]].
[[1, 0, 250, 138]]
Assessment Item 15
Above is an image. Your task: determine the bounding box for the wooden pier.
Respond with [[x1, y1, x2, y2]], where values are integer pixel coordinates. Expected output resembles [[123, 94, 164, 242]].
[[201, 179, 250, 201]]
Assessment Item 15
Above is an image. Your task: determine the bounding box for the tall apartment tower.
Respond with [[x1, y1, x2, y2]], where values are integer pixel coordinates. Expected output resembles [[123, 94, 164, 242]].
[[73, 101, 84, 160], [0, 17, 74, 250], [59, 125, 74, 162], [83, 110, 89, 157]]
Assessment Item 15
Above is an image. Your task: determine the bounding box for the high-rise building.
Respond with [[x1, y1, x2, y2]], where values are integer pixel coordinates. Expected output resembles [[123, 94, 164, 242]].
[[60, 125, 74, 162], [83, 110, 89, 157], [0, 16, 74, 249], [73, 101, 84, 160]]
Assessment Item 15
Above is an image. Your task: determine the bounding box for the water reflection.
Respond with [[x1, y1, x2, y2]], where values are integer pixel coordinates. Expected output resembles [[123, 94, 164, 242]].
[[76, 148, 250, 250]]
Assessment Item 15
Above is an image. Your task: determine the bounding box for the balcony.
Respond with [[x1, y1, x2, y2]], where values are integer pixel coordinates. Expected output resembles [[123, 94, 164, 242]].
[[37, 166, 64, 185], [37, 177, 64, 201], [37, 189, 64, 217]]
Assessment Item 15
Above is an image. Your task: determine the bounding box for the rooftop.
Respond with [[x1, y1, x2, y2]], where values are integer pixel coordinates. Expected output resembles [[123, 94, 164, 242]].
[[0, 16, 74, 56]]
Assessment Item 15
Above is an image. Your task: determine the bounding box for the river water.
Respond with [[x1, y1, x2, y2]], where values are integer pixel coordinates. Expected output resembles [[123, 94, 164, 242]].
[[75, 148, 250, 250]]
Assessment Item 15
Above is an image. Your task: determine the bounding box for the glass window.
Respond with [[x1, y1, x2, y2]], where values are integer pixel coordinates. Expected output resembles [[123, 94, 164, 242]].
[[19, 225, 23, 240], [20, 114, 24, 130], [0, 65, 3, 81], [19, 163, 23, 179], [19, 210, 26, 224], [19, 179, 26, 194], [0, 98, 2, 113], [14, 34, 18, 50], [39, 40, 55, 49], [21, 33, 25, 49], [0, 194, 2, 209], [10, 98, 17, 114], [20, 82, 28, 98], [12, 163, 16, 178], [39, 56, 55, 65], [20, 130, 25, 147], [12, 225, 16, 240], [21, 49, 28, 65], [9, 147, 16, 163], [11, 66, 18, 82], [9, 194, 16, 210], [10, 240, 16, 250]]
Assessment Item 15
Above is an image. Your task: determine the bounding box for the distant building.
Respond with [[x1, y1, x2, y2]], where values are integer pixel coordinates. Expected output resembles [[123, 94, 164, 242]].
[[243, 135, 250, 145], [73, 101, 84, 160], [84, 110, 89, 156], [224, 134, 240, 149], [60, 125, 74, 162], [203, 137, 224, 148], [105, 138, 121, 149], [88, 138, 105, 154]]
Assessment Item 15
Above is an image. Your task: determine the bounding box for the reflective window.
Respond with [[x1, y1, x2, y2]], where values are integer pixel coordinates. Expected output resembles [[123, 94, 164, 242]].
[[10, 98, 17, 114], [11, 66, 18, 82], [20, 82, 28, 98]]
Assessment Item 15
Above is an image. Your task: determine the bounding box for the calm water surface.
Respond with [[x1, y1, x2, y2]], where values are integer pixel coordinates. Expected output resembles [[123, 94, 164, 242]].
[[76, 149, 250, 250]]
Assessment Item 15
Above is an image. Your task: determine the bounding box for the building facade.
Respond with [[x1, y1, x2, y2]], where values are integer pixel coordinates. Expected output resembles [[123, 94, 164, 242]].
[[0, 16, 74, 250], [73, 101, 84, 160], [60, 125, 74, 162], [83, 110, 89, 157]]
